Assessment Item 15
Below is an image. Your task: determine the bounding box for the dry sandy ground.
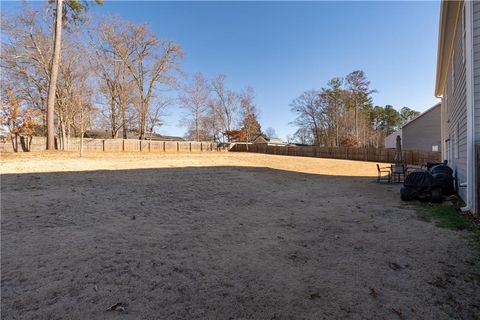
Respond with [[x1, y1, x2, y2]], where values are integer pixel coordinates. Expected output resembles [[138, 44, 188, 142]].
[[1, 152, 479, 319]]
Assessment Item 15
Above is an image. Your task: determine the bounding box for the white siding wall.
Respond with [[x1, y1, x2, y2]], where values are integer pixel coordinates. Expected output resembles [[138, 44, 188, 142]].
[[473, 1, 480, 143], [384, 130, 401, 149], [444, 4, 468, 201]]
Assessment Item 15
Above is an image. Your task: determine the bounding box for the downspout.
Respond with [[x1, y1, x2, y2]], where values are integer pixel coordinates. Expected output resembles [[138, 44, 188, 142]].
[[461, 0, 475, 212], [440, 97, 446, 161]]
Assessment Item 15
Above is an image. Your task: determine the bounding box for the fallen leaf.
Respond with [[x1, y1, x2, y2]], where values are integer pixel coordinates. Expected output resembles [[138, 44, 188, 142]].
[[309, 292, 321, 299], [106, 302, 125, 312], [391, 307, 404, 319], [388, 262, 402, 271]]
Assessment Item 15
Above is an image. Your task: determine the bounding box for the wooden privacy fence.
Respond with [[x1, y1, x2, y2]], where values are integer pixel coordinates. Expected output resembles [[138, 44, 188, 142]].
[[230, 143, 442, 166], [0, 136, 219, 153]]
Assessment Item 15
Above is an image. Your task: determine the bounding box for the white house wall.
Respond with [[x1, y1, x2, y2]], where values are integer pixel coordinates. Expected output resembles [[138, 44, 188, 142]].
[[444, 4, 468, 201], [384, 130, 401, 149], [402, 105, 441, 151], [473, 1, 480, 142]]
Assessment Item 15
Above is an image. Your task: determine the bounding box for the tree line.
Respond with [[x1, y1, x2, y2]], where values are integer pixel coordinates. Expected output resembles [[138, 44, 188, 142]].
[[0, 1, 263, 151], [289, 71, 420, 147]]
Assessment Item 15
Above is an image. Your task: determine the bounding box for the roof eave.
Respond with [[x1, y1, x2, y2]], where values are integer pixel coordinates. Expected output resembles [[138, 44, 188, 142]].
[[435, 1, 463, 97]]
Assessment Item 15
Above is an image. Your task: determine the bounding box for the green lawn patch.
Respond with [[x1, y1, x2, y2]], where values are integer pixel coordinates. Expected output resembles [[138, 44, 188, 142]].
[[415, 202, 480, 254], [415, 203, 477, 231]]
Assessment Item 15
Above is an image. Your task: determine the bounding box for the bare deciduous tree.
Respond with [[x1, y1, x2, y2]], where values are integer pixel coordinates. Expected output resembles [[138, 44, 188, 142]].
[[178, 72, 210, 141], [1, 88, 43, 152], [91, 17, 137, 139], [210, 75, 239, 138], [265, 127, 277, 139], [147, 97, 170, 140], [1, 5, 97, 150], [239, 86, 261, 142], [112, 21, 183, 139], [46, 0, 103, 150], [290, 90, 325, 146], [1, 6, 52, 125]]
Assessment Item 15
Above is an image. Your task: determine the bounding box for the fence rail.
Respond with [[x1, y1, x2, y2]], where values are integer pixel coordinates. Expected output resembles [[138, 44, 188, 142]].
[[230, 143, 442, 165], [0, 136, 220, 153]]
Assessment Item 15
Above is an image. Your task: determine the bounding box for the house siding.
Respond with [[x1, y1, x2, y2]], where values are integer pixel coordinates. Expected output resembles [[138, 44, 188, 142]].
[[384, 129, 401, 149], [443, 4, 468, 201], [402, 105, 441, 151], [472, 0, 480, 214], [473, 1, 480, 143]]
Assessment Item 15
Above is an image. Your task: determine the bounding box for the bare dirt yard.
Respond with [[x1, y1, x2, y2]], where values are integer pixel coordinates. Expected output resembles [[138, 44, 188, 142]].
[[1, 152, 479, 319]]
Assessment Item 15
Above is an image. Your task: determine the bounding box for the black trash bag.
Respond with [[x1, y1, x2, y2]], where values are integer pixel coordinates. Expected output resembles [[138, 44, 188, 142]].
[[430, 187, 443, 203], [426, 160, 448, 171], [429, 164, 453, 176], [400, 186, 417, 201], [404, 170, 440, 190], [429, 164, 455, 195], [401, 170, 443, 202], [426, 161, 443, 171]]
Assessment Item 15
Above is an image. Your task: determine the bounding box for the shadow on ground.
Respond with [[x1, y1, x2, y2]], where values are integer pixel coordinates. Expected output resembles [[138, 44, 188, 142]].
[[1, 167, 479, 319]]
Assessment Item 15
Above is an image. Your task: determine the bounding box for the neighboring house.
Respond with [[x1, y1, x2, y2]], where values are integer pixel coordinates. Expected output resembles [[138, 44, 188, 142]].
[[252, 134, 269, 144], [224, 130, 246, 142], [383, 103, 441, 151], [253, 134, 288, 146], [84, 130, 184, 141], [384, 129, 402, 149], [435, 0, 479, 214], [402, 103, 442, 152]]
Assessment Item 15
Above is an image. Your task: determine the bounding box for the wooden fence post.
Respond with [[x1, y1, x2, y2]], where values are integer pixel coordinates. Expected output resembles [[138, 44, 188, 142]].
[[177, 142, 179, 152], [102, 139, 105, 152]]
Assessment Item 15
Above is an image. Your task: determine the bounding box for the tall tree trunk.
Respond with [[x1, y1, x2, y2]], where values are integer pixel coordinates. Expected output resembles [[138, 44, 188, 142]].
[[139, 113, 145, 140], [110, 96, 117, 138], [60, 116, 67, 151], [139, 100, 146, 140], [46, 0, 63, 150], [195, 116, 199, 142], [335, 102, 339, 147], [80, 108, 84, 157], [122, 109, 127, 139], [12, 133, 18, 152], [66, 118, 71, 151], [354, 96, 358, 141]]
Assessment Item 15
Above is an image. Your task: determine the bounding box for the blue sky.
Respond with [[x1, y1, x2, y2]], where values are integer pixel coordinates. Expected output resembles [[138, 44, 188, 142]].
[[2, 1, 441, 140]]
